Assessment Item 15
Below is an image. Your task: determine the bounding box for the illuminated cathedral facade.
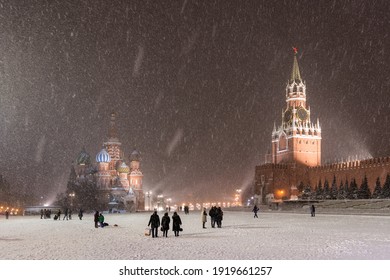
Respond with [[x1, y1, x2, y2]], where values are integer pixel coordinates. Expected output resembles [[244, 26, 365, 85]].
[[255, 50, 390, 203], [73, 112, 144, 211]]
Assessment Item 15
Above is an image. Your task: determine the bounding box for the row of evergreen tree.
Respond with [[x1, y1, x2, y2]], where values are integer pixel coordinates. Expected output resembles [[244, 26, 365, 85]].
[[298, 174, 390, 200]]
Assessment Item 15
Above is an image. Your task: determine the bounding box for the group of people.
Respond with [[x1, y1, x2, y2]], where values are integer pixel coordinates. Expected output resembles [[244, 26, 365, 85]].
[[203, 206, 223, 228], [40, 208, 84, 220], [148, 211, 182, 238], [40, 209, 52, 219], [94, 211, 108, 228], [252, 204, 316, 217], [53, 208, 73, 220]]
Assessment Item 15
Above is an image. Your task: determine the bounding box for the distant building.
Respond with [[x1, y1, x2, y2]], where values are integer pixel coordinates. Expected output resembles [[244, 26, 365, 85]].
[[255, 50, 390, 203], [73, 112, 144, 211]]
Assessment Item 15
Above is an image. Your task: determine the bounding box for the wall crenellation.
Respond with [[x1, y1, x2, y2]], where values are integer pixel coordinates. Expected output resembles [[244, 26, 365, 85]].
[[308, 156, 390, 172]]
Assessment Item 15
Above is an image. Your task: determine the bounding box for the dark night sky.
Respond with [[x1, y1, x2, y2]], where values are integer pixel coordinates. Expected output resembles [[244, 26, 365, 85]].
[[0, 0, 389, 203]]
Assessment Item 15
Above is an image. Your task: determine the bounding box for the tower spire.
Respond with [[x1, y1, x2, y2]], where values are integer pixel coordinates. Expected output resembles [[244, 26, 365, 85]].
[[108, 112, 119, 141], [290, 47, 302, 83]]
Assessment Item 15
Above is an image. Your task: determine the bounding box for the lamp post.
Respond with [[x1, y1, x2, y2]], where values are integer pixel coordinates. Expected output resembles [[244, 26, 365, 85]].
[[166, 198, 172, 211], [235, 189, 242, 206], [157, 194, 164, 211], [145, 191, 152, 211], [69, 192, 75, 208]]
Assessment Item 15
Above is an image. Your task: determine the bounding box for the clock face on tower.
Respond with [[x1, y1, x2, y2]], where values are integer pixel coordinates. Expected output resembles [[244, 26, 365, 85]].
[[284, 109, 292, 123], [297, 107, 308, 121]]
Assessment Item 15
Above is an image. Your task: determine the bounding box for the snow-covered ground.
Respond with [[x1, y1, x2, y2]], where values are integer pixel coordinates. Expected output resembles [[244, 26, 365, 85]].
[[1, 210, 390, 260]]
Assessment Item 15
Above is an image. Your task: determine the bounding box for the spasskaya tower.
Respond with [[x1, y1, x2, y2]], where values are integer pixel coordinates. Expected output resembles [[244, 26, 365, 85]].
[[271, 49, 321, 167]]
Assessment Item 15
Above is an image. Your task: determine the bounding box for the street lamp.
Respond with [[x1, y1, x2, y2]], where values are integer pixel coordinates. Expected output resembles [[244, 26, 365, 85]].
[[145, 191, 152, 211], [157, 194, 164, 211], [235, 189, 242, 206], [166, 198, 172, 211], [69, 192, 75, 208]]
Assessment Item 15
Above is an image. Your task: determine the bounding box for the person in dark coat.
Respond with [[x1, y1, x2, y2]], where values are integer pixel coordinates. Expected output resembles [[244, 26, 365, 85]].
[[215, 207, 223, 228], [94, 211, 99, 228], [57, 209, 61, 221], [172, 212, 182, 237], [209, 206, 216, 228], [78, 209, 84, 220], [148, 211, 160, 238], [252, 205, 259, 218], [310, 204, 316, 217], [5, 210, 9, 219], [161, 212, 170, 238], [63, 208, 68, 220]]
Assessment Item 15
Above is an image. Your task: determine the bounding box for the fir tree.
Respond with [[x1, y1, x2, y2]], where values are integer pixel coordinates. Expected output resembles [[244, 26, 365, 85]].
[[316, 180, 323, 200], [372, 177, 382, 199], [348, 179, 359, 199], [323, 179, 330, 199], [344, 179, 349, 198], [310, 185, 317, 200], [330, 175, 338, 199], [337, 180, 346, 200], [358, 175, 371, 199], [302, 185, 312, 200], [297, 181, 305, 194], [382, 174, 390, 198]]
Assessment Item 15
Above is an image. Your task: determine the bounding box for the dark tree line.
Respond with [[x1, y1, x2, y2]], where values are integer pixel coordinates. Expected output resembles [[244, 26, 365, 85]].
[[299, 174, 390, 200], [55, 166, 99, 211]]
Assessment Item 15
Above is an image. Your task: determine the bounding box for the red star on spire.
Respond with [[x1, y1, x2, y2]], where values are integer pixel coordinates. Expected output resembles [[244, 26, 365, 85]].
[[292, 47, 298, 54]]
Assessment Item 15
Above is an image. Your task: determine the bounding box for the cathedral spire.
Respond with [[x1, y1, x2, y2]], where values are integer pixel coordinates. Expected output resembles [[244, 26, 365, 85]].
[[108, 112, 119, 142], [290, 47, 302, 83]]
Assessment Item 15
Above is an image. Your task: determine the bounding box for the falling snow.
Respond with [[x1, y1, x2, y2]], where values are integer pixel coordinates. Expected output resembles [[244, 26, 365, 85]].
[[0, 1, 389, 202]]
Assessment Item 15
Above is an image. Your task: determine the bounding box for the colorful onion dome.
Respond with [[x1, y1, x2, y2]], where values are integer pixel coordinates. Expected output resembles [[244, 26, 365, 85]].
[[117, 162, 130, 173], [76, 148, 91, 165], [96, 148, 111, 163]]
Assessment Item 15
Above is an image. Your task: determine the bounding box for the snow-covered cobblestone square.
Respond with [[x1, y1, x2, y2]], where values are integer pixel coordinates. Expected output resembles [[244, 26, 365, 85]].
[[1, 210, 390, 260]]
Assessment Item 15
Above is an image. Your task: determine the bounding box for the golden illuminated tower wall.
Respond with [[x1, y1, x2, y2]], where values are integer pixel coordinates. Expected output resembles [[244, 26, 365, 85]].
[[271, 51, 321, 167]]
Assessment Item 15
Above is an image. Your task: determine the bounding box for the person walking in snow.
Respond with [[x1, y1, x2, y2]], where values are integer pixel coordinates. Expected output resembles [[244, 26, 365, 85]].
[[215, 207, 223, 228], [57, 209, 61, 220], [148, 210, 160, 238], [63, 208, 68, 220], [310, 204, 316, 217], [201, 207, 207, 228], [209, 206, 216, 228], [78, 208, 84, 220], [172, 212, 182, 237], [161, 212, 170, 238], [253, 205, 259, 218], [94, 211, 99, 228]]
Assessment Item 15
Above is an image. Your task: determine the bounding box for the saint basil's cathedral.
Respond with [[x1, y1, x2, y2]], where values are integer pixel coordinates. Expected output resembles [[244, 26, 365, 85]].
[[255, 50, 390, 203], [73, 112, 144, 211]]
